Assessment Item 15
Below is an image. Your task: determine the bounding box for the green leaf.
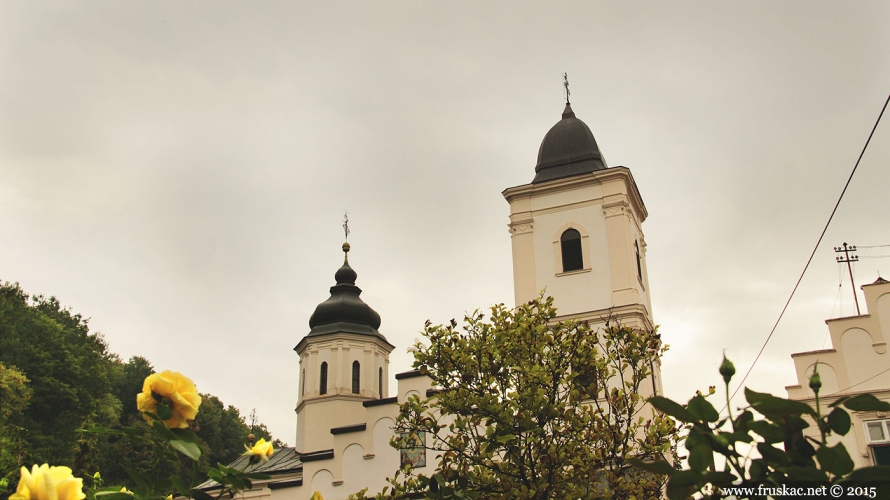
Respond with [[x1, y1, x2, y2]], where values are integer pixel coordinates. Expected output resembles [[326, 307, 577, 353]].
[[496, 434, 515, 444], [816, 443, 854, 477], [839, 465, 890, 482], [151, 420, 176, 440], [666, 470, 701, 500], [828, 396, 850, 408], [701, 471, 736, 486], [192, 490, 216, 500], [170, 477, 190, 497], [628, 458, 676, 476], [156, 402, 173, 421], [786, 465, 828, 482], [748, 420, 785, 443], [649, 396, 697, 423], [827, 407, 851, 435], [170, 428, 200, 443], [687, 395, 719, 423], [748, 459, 767, 480], [842, 393, 890, 412], [746, 388, 815, 416], [207, 468, 224, 483], [756, 442, 790, 466], [124, 470, 152, 491], [170, 439, 202, 461], [688, 444, 712, 472]]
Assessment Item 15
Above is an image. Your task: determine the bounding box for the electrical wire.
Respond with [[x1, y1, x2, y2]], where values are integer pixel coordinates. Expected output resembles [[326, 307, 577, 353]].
[[725, 92, 890, 410], [827, 366, 890, 396]]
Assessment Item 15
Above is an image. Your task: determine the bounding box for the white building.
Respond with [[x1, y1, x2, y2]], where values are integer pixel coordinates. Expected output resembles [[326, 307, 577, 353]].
[[786, 276, 890, 467], [203, 98, 659, 499]]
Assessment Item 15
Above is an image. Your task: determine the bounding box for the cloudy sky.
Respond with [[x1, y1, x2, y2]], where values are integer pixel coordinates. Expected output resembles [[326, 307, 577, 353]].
[[2, 1, 889, 446]]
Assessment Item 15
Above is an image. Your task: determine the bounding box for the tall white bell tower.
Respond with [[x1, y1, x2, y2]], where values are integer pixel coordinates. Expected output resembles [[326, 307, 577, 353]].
[[502, 100, 654, 332]]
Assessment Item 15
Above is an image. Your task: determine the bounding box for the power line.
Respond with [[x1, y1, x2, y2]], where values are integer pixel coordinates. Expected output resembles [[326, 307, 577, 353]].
[[726, 92, 890, 409], [827, 366, 890, 396]]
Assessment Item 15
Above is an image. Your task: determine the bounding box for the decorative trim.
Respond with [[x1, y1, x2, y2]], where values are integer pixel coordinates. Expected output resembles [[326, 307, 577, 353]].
[[502, 166, 648, 223], [269, 479, 303, 490], [603, 203, 628, 217], [299, 449, 334, 462], [363, 396, 398, 407], [395, 369, 427, 380], [556, 268, 592, 277], [330, 423, 366, 435], [509, 222, 534, 235]]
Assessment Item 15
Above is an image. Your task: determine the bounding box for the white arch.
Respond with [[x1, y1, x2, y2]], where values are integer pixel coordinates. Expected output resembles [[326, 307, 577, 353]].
[[309, 469, 336, 499]]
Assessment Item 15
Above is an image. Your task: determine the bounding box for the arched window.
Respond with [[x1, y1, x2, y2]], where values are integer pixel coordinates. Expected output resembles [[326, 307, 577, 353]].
[[378, 367, 384, 397], [352, 361, 361, 394], [560, 229, 583, 272], [635, 240, 643, 280], [319, 362, 328, 395], [301, 369, 305, 397]]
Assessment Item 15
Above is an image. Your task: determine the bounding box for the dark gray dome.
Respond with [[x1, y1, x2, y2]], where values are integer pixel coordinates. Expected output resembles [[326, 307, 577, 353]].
[[306, 254, 385, 340], [533, 103, 607, 183]]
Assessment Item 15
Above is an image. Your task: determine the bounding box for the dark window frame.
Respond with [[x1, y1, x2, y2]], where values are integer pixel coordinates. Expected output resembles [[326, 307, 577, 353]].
[[319, 362, 328, 395], [560, 229, 583, 272], [352, 361, 361, 394]]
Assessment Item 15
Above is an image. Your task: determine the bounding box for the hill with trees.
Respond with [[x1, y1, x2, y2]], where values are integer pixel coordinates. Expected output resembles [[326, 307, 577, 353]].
[[0, 281, 283, 494]]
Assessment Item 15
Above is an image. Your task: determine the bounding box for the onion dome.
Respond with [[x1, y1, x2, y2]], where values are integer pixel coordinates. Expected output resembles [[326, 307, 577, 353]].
[[305, 242, 388, 342], [532, 103, 607, 184]]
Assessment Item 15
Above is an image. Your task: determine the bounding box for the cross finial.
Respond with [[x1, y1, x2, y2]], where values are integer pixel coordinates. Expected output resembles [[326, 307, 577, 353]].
[[343, 211, 350, 241], [563, 72, 570, 105]]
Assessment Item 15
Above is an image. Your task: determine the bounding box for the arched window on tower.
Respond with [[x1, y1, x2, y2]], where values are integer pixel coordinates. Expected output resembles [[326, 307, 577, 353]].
[[352, 361, 361, 394], [301, 369, 305, 397], [561, 229, 583, 272], [319, 362, 328, 395], [635, 240, 643, 280], [378, 367, 384, 397]]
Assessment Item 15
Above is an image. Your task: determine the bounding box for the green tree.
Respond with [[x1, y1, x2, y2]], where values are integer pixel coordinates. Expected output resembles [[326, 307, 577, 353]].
[[380, 296, 678, 500], [0, 362, 32, 480], [0, 282, 115, 476]]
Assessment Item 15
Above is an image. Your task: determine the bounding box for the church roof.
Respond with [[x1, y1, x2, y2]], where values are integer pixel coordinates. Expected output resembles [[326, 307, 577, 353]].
[[303, 243, 391, 345], [196, 447, 302, 490], [533, 103, 608, 184]]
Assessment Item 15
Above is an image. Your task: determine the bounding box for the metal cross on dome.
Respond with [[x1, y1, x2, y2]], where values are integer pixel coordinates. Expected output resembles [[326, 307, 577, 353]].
[[343, 211, 350, 241], [563, 72, 571, 105]]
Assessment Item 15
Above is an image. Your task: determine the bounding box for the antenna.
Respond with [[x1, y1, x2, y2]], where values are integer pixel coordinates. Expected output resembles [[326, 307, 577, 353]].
[[834, 242, 860, 315]]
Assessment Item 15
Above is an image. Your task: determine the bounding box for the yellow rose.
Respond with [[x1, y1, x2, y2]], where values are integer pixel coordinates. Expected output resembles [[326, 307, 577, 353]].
[[309, 492, 324, 500], [11, 464, 85, 500], [243, 437, 275, 462], [136, 370, 201, 429]]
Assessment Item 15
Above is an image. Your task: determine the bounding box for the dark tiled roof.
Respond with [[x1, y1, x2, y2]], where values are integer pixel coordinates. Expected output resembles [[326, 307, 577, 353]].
[[196, 447, 302, 490]]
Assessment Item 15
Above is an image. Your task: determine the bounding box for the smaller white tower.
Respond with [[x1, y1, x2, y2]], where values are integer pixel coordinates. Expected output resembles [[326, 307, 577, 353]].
[[294, 242, 394, 452]]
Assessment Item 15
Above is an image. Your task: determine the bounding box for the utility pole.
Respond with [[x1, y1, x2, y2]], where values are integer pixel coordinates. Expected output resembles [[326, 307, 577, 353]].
[[835, 242, 860, 315]]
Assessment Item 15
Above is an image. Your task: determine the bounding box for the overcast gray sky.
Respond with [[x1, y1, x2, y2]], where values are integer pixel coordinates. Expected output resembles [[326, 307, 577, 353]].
[[2, 1, 889, 446]]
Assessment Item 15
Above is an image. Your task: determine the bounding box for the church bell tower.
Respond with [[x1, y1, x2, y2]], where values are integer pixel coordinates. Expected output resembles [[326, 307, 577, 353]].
[[502, 97, 654, 331]]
